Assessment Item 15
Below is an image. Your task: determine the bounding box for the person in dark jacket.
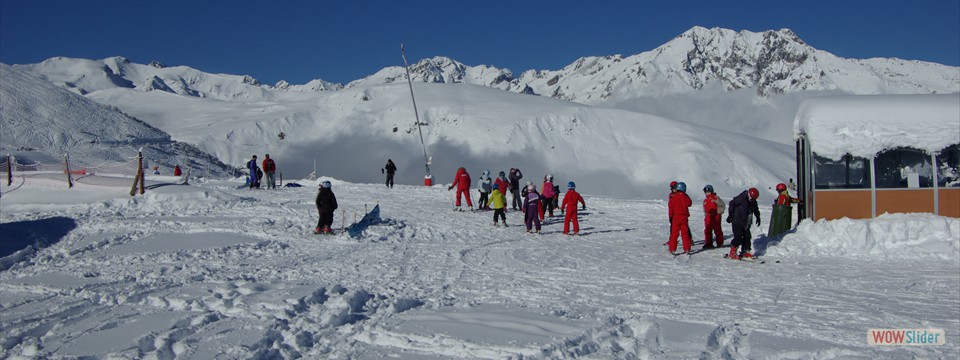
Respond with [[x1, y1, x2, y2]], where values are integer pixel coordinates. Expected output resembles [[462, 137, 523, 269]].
[[246, 155, 259, 189], [509, 168, 524, 210], [522, 184, 542, 233], [382, 159, 397, 188], [315, 180, 338, 234], [726, 188, 761, 259]]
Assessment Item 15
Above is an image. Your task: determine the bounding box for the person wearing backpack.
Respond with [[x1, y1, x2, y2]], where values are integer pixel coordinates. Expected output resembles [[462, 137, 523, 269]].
[[702, 184, 724, 249]]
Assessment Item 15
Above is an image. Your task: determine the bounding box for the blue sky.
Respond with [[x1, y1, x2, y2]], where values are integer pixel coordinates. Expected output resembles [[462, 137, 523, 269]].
[[1, 0, 957, 85]]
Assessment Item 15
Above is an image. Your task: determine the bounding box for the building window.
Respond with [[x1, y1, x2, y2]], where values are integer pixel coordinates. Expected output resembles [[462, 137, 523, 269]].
[[814, 154, 871, 189], [875, 147, 933, 188], [937, 144, 960, 188]]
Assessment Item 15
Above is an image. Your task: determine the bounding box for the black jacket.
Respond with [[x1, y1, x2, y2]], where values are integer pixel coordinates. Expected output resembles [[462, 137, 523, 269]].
[[384, 161, 397, 175], [509, 169, 523, 190], [727, 190, 760, 228], [316, 188, 338, 214]]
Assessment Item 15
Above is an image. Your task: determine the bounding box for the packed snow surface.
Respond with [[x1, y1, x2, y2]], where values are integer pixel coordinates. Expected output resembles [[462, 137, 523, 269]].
[[1, 177, 957, 358], [794, 94, 960, 159]]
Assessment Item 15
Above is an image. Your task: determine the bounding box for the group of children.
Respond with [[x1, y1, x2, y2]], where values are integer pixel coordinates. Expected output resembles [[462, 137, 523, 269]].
[[454, 167, 586, 235], [667, 180, 801, 260]]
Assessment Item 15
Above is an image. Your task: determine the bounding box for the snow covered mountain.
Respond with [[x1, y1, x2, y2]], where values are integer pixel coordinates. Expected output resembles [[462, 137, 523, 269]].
[[0, 63, 237, 178]]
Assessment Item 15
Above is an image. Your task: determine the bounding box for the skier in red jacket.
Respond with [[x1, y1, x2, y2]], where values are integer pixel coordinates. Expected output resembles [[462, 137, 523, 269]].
[[668, 181, 693, 254], [448, 167, 473, 211], [702, 184, 723, 249], [560, 181, 586, 235]]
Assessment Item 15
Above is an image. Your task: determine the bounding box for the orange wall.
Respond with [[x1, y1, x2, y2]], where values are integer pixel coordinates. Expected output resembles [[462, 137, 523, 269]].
[[876, 189, 935, 215], [940, 188, 960, 218], [814, 190, 872, 220]]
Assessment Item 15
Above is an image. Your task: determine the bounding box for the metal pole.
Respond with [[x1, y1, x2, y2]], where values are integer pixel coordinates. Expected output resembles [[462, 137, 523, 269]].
[[401, 44, 432, 179]]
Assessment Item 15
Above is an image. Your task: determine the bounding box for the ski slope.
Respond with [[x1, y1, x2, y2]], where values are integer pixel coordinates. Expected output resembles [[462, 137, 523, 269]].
[[1, 177, 957, 358]]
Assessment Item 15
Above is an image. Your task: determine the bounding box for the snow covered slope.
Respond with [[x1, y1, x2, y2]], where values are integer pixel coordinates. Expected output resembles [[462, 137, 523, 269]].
[[0, 63, 236, 178]]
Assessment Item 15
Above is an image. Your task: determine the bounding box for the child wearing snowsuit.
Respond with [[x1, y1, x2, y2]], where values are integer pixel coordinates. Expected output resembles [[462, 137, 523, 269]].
[[667, 182, 693, 254], [540, 175, 556, 220], [560, 181, 586, 235], [477, 170, 492, 209], [774, 183, 802, 205], [490, 183, 508, 226], [495, 171, 510, 205], [448, 167, 473, 211], [726, 188, 761, 259], [702, 184, 724, 249], [509, 168, 524, 210], [315, 180, 338, 234], [522, 184, 542, 233]]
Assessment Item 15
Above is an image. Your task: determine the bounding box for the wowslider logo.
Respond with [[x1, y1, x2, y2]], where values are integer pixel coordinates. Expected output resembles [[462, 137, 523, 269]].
[[868, 329, 945, 346]]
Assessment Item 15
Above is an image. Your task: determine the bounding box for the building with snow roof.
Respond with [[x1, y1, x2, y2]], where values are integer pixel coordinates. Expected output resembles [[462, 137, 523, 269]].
[[794, 94, 960, 220]]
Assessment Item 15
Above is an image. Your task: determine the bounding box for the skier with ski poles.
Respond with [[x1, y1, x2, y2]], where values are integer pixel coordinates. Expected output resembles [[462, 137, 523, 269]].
[[448, 167, 473, 211]]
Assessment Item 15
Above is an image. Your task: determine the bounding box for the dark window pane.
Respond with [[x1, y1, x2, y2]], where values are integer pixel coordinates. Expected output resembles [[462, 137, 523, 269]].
[[937, 144, 960, 187], [875, 148, 933, 188], [814, 154, 871, 189]]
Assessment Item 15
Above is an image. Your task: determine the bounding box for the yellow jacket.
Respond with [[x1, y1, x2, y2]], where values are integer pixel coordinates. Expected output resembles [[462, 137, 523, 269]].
[[490, 189, 507, 209]]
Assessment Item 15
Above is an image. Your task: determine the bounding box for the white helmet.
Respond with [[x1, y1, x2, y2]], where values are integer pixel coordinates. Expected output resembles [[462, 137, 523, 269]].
[[546, 174, 554, 181]]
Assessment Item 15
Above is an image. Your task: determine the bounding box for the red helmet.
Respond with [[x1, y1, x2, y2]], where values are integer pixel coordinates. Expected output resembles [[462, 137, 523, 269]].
[[669, 181, 678, 189], [748, 188, 760, 200], [776, 183, 787, 192]]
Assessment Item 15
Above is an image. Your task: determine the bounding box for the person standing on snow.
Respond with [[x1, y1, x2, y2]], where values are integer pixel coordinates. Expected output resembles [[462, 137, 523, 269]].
[[560, 181, 586, 235], [490, 183, 508, 226], [246, 155, 259, 189], [726, 187, 761, 259], [448, 167, 473, 211], [173, 164, 182, 177], [494, 171, 510, 203], [702, 184, 724, 249], [382, 159, 397, 188], [262, 154, 277, 190], [522, 184, 542, 233], [667, 181, 694, 254], [509, 168, 524, 210], [774, 183, 802, 205], [540, 174, 557, 220], [315, 180, 338, 234], [477, 170, 493, 210]]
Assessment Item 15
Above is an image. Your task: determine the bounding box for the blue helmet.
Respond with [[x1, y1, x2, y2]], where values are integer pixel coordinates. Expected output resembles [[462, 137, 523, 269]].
[[492, 183, 499, 189], [567, 181, 575, 189], [321, 180, 332, 189], [676, 182, 686, 192], [703, 184, 714, 193]]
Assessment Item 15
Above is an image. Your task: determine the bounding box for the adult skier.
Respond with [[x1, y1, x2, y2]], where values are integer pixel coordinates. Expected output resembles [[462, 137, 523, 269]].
[[448, 167, 473, 211], [477, 170, 492, 210], [667, 181, 693, 254], [246, 155, 259, 189], [726, 188, 761, 259], [509, 168, 524, 210], [382, 159, 397, 188], [702, 184, 724, 249], [262, 154, 277, 190], [315, 180, 338, 234], [560, 181, 586, 235]]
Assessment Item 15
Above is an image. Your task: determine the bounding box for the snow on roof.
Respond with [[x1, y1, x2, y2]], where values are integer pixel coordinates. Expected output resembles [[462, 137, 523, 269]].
[[794, 94, 960, 160]]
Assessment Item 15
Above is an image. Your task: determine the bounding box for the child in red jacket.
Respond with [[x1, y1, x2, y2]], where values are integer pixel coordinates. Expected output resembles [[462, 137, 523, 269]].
[[668, 181, 693, 254], [560, 181, 586, 235], [702, 184, 724, 249]]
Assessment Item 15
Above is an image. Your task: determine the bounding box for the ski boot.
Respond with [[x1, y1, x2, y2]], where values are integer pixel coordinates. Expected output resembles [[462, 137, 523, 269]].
[[313, 227, 323, 234], [727, 247, 740, 260]]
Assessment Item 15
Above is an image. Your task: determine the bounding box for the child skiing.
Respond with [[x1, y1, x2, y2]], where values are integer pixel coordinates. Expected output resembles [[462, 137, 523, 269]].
[[477, 170, 492, 209], [315, 180, 338, 234], [726, 188, 761, 259], [560, 181, 586, 235], [702, 184, 724, 249], [667, 181, 693, 254], [522, 184, 542, 233], [448, 167, 473, 211], [540, 174, 557, 220], [495, 171, 511, 204], [490, 183, 508, 226]]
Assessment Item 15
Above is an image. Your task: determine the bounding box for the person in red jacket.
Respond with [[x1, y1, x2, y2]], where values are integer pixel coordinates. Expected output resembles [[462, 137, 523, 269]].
[[668, 181, 693, 254], [447, 167, 473, 211], [774, 183, 802, 205], [702, 184, 723, 249], [173, 164, 182, 176], [560, 181, 586, 235], [262, 154, 277, 190], [494, 171, 510, 202]]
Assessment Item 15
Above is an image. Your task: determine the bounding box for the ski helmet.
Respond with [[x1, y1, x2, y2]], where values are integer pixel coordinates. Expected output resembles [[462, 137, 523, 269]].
[[527, 184, 536, 192], [526, 181, 533, 187], [703, 184, 714, 193], [748, 187, 760, 199], [499, 171, 506, 177], [776, 183, 787, 192], [669, 181, 678, 190], [676, 182, 687, 192], [568, 181, 576, 189], [321, 180, 332, 189], [492, 183, 499, 189], [482, 170, 490, 177]]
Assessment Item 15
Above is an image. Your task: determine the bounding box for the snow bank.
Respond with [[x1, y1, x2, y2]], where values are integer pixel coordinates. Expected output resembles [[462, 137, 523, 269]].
[[763, 213, 960, 260], [794, 94, 960, 160]]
